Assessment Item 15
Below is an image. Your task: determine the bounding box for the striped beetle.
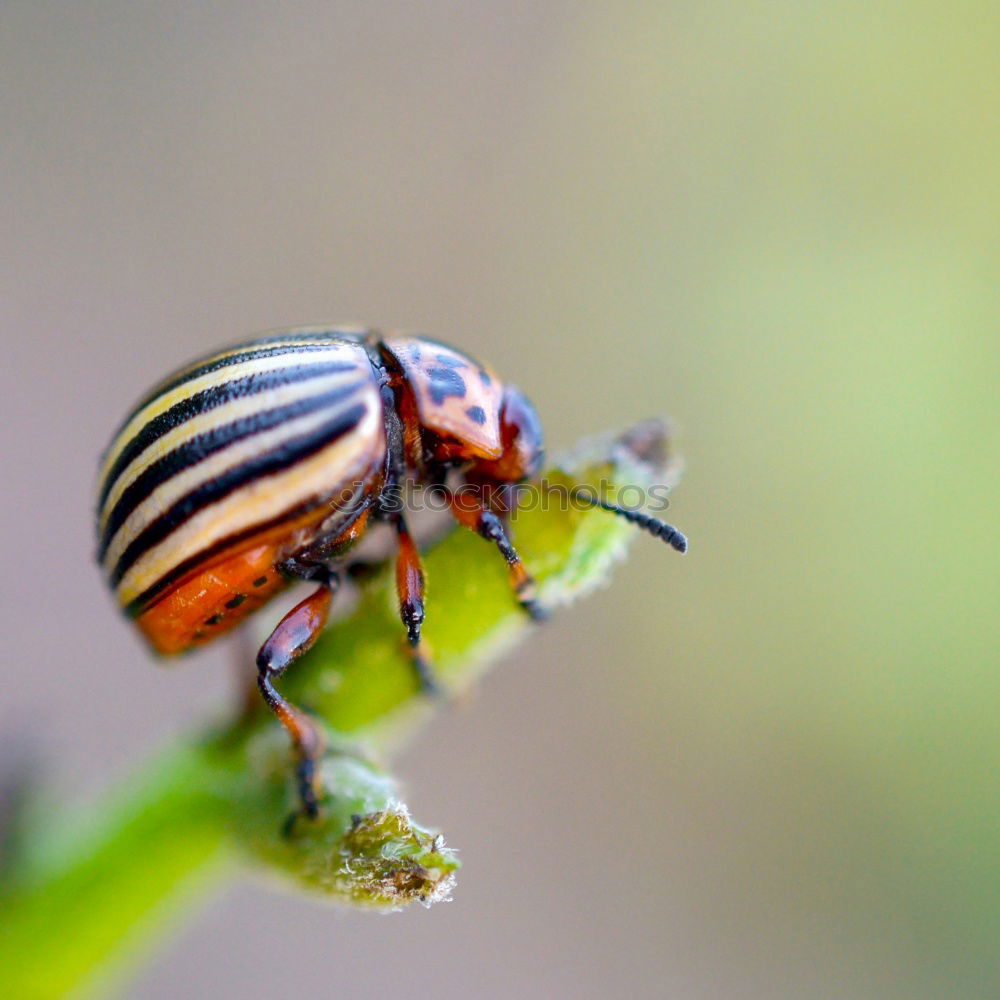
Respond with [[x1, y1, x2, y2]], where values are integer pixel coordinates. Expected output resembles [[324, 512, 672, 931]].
[[97, 328, 687, 818]]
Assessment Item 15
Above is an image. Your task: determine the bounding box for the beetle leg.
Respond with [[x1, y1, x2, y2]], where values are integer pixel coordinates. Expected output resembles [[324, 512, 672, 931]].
[[393, 515, 440, 695], [444, 487, 548, 621], [256, 572, 339, 818]]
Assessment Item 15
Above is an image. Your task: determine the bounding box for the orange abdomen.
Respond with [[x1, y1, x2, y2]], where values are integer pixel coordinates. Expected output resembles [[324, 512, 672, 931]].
[[136, 541, 289, 655]]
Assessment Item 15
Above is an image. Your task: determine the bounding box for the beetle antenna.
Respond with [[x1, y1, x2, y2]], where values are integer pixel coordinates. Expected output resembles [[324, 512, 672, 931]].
[[558, 486, 688, 553]]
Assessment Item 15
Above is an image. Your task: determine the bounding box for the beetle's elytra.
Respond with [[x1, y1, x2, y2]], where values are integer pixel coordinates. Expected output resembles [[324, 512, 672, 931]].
[[97, 327, 686, 818]]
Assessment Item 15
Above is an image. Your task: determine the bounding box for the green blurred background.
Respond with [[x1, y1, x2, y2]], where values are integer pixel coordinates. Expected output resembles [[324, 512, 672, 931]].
[[3, 2, 997, 997]]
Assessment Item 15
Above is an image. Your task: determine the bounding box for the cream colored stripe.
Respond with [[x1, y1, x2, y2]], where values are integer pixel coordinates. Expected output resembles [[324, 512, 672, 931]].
[[102, 386, 371, 574], [98, 367, 367, 532], [114, 402, 383, 607], [99, 342, 368, 488]]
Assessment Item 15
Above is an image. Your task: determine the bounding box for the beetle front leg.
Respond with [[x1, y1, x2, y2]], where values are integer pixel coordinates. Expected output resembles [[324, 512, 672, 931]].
[[393, 515, 440, 695], [444, 487, 548, 621], [256, 573, 338, 819]]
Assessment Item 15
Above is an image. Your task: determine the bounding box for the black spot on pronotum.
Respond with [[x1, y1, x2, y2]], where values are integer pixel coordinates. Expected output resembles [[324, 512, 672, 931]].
[[426, 366, 466, 404], [204, 613, 223, 626], [253, 576, 268, 587], [225, 593, 246, 609], [434, 352, 465, 368], [465, 405, 486, 425], [478, 369, 492, 386]]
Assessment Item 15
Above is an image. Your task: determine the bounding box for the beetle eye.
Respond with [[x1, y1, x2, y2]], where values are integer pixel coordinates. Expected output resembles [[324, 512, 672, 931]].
[[498, 385, 545, 479]]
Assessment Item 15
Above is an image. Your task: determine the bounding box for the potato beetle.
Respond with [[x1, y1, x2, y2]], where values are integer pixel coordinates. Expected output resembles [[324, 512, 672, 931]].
[[96, 328, 687, 818]]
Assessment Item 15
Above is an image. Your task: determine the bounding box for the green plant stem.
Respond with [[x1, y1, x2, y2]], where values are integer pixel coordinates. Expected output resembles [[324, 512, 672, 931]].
[[2, 738, 459, 998], [1, 744, 231, 999], [0, 422, 681, 999]]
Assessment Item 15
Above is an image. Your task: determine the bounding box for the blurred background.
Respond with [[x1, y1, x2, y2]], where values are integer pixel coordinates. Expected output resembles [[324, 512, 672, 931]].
[[3, 2, 997, 997]]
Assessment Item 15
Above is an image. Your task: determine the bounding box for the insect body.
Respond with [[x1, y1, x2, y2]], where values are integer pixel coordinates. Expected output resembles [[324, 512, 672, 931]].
[[97, 327, 686, 818]]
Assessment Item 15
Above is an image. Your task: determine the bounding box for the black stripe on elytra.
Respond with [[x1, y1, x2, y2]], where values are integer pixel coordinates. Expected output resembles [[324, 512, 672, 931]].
[[110, 402, 368, 586], [106, 339, 365, 457], [98, 380, 367, 558], [124, 480, 376, 616], [98, 359, 364, 512]]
